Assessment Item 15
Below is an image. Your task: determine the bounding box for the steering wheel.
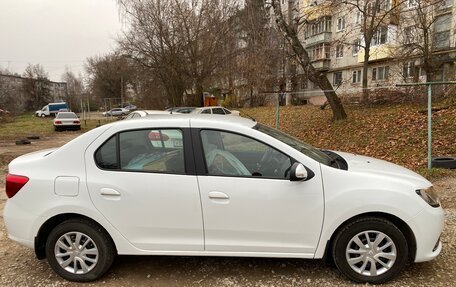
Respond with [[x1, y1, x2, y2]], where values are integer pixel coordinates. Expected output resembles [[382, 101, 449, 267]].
[[257, 148, 275, 170]]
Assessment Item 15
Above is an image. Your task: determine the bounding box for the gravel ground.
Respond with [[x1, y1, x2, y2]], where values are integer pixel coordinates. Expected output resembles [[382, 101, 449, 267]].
[[0, 134, 455, 286]]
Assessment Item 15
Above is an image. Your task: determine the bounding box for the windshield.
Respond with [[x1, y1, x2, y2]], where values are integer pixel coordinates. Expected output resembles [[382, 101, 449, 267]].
[[254, 124, 332, 166]]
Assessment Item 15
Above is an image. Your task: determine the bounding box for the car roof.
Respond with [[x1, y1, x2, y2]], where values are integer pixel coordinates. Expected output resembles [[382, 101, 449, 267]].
[[111, 114, 256, 129]]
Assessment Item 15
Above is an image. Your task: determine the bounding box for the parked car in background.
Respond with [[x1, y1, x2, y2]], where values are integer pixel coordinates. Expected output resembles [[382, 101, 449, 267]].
[[102, 108, 130, 117], [53, 112, 80, 131], [4, 115, 443, 283], [165, 107, 196, 114], [190, 106, 239, 115], [125, 110, 172, 119], [123, 104, 137, 111], [35, 102, 69, 117]]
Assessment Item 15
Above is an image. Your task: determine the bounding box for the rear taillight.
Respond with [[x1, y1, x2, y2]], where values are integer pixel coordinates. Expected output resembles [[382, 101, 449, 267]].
[[5, 174, 29, 198], [55, 121, 62, 124], [73, 120, 80, 124]]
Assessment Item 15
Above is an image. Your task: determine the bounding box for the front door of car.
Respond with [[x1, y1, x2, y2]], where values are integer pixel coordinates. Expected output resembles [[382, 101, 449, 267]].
[[196, 129, 324, 255], [85, 127, 204, 251]]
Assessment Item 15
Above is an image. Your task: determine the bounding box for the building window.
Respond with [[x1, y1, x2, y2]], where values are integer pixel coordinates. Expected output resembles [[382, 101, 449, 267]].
[[404, 26, 413, 44], [372, 66, 389, 81], [336, 45, 344, 58], [438, 0, 453, 9], [352, 39, 361, 55], [352, 70, 362, 83], [337, 17, 345, 31], [372, 25, 388, 46], [403, 61, 416, 78], [333, 72, 343, 86], [310, 43, 331, 61], [433, 14, 452, 49], [407, 0, 418, 8], [306, 16, 332, 38], [355, 11, 362, 25]]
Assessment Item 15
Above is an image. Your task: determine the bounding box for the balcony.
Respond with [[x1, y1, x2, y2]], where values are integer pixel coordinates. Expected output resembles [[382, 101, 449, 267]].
[[311, 59, 331, 71], [305, 32, 332, 47], [357, 44, 396, 63]]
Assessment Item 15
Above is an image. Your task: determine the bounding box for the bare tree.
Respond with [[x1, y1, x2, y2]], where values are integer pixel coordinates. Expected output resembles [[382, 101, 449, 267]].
[[396, 0, 450, 82], [22, 64, 52, 110], [61, 68, 85, 112], [117, 0, 239, 106], [85, 53, 136, 107], [270, 0, 347, 120], [334, 0, 406, 103]]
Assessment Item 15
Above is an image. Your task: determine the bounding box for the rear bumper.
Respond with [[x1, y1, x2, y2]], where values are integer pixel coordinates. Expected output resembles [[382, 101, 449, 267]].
[[3, 200, 36, 249], [54, 124, 80, 129], [407, 205, 445, 262]]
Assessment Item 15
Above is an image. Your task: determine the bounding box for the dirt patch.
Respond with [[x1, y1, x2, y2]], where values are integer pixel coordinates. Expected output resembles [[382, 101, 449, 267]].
[[0, 134, 455, 286]]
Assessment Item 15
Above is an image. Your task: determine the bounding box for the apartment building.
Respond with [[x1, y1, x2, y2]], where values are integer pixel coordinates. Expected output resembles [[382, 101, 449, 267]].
[[279, 0, 456, 105], [0, 73, 67, 112]]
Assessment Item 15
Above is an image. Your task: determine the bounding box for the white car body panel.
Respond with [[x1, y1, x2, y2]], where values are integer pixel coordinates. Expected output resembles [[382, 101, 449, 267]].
[[3, 114, 444, 264], [84, 118, 204, 251]]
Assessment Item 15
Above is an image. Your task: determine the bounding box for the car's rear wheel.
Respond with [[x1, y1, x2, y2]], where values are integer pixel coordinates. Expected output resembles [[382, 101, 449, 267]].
[[332, 217, 408, 284], [45, 218, 116, 282]]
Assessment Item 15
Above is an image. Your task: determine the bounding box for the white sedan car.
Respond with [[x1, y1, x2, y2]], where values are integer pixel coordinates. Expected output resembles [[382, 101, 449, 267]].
[[53, 112, 80, 131], [124, 110, 172, 119], [4, 115, 443, 283], [102, 108, 129, 117], [191, 106, 239, 115]]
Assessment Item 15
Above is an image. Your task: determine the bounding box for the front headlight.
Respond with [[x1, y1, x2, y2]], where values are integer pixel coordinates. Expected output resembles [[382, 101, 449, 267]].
[[416, 187, 440, 207]]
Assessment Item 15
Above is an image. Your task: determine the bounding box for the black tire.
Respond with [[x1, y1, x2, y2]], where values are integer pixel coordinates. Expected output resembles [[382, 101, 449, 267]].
[[45, 218, 116, 282], [27, 135, 40, 140], [432, 157, 456, 169], [15, 139, 31, 145], [332, 217, 408, 284]]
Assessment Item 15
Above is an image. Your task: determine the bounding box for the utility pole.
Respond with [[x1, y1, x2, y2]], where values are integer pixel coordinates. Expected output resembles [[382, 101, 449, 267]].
[[121, 75, 124, 107]]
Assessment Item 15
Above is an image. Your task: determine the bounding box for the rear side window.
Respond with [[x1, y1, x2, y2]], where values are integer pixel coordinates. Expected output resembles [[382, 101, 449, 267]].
[[95, 136, 119, 169], [212, 108, 225, 115], [94, 129, 185, 174]]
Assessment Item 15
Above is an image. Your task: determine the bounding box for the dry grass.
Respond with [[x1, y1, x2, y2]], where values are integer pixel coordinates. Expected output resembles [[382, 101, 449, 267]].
[[0, 113, 116, 140], [240, 103, 456, 179]]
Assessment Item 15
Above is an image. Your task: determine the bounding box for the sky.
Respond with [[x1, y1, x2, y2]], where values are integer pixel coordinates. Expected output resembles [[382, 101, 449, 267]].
[[0, 0, 123, 81]]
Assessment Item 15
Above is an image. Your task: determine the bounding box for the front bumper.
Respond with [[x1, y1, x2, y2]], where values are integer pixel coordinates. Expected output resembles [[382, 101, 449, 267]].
[[407, 205, 445, 262]]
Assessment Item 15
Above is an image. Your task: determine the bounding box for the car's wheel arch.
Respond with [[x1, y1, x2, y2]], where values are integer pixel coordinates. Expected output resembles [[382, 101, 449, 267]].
[[321, 211, 416, 264], [34, 213, 117, 260]]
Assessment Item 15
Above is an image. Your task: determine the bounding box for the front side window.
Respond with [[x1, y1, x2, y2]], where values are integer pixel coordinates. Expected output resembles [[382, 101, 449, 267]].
[[201, 109, 211, 114], [254, 124, 332, 166], [200, 130, 292, 179], [95, 129, 185, 174]]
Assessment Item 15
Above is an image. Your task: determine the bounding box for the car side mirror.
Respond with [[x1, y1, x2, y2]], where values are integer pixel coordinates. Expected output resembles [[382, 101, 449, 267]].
[[290, 162, 314, 181]]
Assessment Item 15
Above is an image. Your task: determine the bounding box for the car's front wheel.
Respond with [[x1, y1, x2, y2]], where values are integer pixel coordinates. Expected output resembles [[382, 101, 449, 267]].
[[332, 217, 408, 284], [45, 218, 116, 282]]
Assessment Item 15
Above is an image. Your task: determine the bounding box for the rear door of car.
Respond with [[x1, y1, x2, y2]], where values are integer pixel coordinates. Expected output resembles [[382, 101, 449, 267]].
[[85, 120, 204, 251]]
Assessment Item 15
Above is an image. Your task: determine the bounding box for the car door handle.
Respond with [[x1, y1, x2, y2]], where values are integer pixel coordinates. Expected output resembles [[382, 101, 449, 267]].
[[100, 188, 121, 196], [208, 191, 229, 199]]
